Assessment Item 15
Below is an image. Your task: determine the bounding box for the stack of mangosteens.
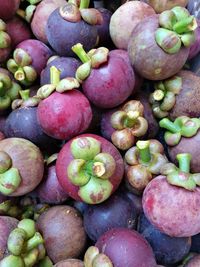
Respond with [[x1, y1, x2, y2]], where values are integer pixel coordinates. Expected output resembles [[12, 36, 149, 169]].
[[1, 0, 200, 266]]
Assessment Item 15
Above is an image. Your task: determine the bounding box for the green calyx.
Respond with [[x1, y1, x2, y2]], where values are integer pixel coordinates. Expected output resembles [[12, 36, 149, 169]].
[[5, 218, 46, 267], [72, 43, 109, 82], [110, 100, 148, 151], [155, 7, 197, 54], [161, 153, 200, 191], [159, 116, 200, 146], [84, 246, 113, 267], [0, 19, 11, 49], [7, 48, 37, 86], [36, 66, 80, 99], [150, 75, 182, 118], [68, 137, 116, 204], [0, 72, 22, 111], [59, 0, 102, 25], [125, 139, 168, 175]]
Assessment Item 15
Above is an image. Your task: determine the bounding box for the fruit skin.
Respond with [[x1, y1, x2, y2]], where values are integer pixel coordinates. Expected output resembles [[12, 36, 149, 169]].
[[0, 0, 20, 21], [142, 175, 200, 237], [141, 0, 188, 13], [168, 130, 200, 173], [17, 39, 53, 75], [0, 216, 18, 260], [83, 193, 137, 242], [6, 16, 32, 48], [46, 7, 98, 57], [35, 165, 69, 204], [0, 137, 44, 196], [4, 107, 58, 151], [37, 205, 87, 264], [138, 213, 191, 265], [40, 57, 81, 86], [128, 15, 189, 80], [37, 90, 92, 140], [82, 51, 135, 109], [31, 0, 66, 44], [54, 259, 84, 267], [109, 1, 155, 50], [96, 228, 157, 267], [56, 133, 124, 202], [184, 254, 200, 267], [169, 71, 200, 119]]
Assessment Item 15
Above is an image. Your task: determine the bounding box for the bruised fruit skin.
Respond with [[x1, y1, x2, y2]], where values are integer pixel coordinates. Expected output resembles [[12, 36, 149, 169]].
[[56, 134, 124, 204], [37, 205, 87, 264], [40, 57, 81, 85], [0, 138, 44, 196], [142, 175, 200, 237], [128, 15, 189, 80], [141, 0, 188, 13], [109, 1, 155, 50], [54, 259, 84, 267], [96, 228, 157, 267], [0, 0, 20, 21], [31, 0, 66, 44], [0, 216, 18, 260], [37, 90, 92, 140]]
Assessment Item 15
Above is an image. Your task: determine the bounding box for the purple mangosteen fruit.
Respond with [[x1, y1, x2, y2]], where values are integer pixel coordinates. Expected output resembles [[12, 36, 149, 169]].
[[143, 153, 200, 237], [0, 0, 20, 21], [6, 16, 32, 49], [128, 7, 196, 80], [83, 193, 137, 242], [109, 1, 155, 50], [7, 39, 53, 86], [40, 56, 81, 85], [46, 0, 100, 56], [138, 213, 191, 265], [72, 44, 135, 109], [95, 228, 157, 267], [0, 137, 44, 196], [37, 205, 87, 264], [37, 66, 92, 140], [56, 133, 124, 204], [31, 0, 66, 44], [35, 157, 69, 204]]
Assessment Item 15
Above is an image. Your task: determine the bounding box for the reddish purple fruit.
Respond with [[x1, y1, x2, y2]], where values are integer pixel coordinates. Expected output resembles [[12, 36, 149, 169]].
[[0, 0, 20, 21], [96, 228, 157, 267], [37, 90, 92, 140], [56, 134, 124, 204]]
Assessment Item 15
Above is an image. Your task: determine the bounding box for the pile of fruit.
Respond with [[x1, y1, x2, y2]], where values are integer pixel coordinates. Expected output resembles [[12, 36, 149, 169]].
[[1, 0, 200, 266]]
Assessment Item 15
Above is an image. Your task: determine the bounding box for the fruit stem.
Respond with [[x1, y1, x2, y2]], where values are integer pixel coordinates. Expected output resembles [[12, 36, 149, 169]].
[[176, 153, 191, 173], [72, 43, 91, 63], [153, 89, 165, 101], [50, 66, 60, 86], [124, 111, 139, 128], [136, 140, 151, 163], [26, 232, 44, 251], [79, 0, 90, 9], [19, 89, 30, 101], [14, 68, 25, 81], [159, 118, 180, 133]]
